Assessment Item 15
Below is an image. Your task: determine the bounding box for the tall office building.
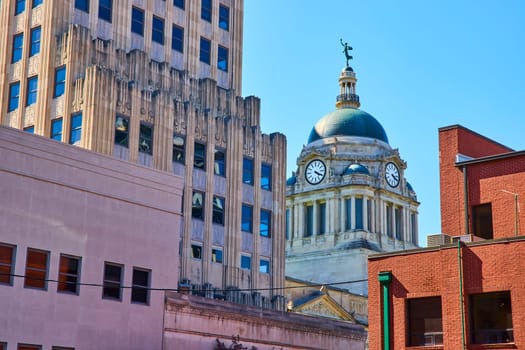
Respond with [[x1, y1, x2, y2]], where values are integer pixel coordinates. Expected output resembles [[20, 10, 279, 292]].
[[0, 0, 286, 309]]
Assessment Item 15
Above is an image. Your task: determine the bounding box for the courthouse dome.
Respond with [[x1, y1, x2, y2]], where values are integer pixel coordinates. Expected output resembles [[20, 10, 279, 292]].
[[307, 108, 389, 144]]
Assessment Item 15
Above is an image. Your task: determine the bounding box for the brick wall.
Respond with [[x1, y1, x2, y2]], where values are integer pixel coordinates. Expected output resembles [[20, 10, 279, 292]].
[[368, 239, 525, 349]]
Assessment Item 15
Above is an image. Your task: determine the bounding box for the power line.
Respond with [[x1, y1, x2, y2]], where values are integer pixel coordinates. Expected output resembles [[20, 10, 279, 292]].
[[1, 272, 368, 293]]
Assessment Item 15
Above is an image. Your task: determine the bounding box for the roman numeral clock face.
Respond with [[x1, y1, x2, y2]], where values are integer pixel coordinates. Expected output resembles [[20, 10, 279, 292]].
[[385, 162, 400, 188], [305, 159, 326, 185]]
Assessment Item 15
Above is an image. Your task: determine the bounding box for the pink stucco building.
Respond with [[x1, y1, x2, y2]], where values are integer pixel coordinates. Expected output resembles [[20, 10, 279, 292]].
[[0, 126, 183, 350]]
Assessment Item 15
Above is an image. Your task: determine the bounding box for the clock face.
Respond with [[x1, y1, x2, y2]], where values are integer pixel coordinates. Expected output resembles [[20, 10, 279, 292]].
[[385, 162, 400, 188], [305, 159, 326, 185]]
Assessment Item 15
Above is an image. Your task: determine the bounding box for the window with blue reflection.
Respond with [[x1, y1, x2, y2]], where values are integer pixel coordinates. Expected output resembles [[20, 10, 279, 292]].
[[261, 163, 271, 190], [212, 248, 222, 263], [69, 113, 82, 145], [259, 259, 270, 274], [32, 0, 42, 8], [241, 204, 253, 233], [318, 202, 326, 234], [199, 37, 210, 64], [98, 0, 112, 22], [75, 0, 89, 12], [152, 16, 164, 44], [219, 5, 229, 30], [260, 210, 271, 237], [51, 118, 63, 141], [8, 82, 20, 112], [54, 66, 66, 98], [12, 33, 23, 63], [214, 148, 225, 176], [15, 0, 25, 15], [240, 255, 251, 270], [217, 45, 228, 72], [172, 25, 183, 52], [30, 27, 41, 56], [173, 0, 184, 10], [201, 0, 211, 22], [24, 126, 34, 133], [194, 142, 206, 169], [131, 7, 144, 36], [355, 198, 363, 230], [26, 76, 38, 106], [242, 157, 253, 185]]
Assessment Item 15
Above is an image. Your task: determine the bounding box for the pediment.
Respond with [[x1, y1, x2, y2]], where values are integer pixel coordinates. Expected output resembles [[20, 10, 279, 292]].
[[293, 293, 356, 323]]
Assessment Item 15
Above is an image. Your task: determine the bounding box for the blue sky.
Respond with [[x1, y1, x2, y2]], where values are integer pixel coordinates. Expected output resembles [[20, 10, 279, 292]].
[[241, 1, 525, 245]]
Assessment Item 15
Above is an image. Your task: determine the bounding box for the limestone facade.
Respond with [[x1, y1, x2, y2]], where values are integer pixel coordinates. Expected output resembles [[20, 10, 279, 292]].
[[0, 0, 286, 309]]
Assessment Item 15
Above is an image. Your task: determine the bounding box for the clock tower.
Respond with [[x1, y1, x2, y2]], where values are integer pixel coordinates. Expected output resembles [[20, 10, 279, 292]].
[[285, 50, 419, 297]]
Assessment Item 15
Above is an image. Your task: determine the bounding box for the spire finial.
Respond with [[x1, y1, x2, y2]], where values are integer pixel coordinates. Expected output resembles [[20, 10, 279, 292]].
[[340, 39, 353, 67]]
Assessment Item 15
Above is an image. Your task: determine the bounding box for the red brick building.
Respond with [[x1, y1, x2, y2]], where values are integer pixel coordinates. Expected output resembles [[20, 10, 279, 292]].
[[368, 125, 525, 349]]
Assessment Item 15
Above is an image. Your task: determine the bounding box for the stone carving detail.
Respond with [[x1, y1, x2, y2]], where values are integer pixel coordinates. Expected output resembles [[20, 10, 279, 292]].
[[31, 6, 42, 26], [243, 126, 255, 157], [194, 113, 207, 142], [24, 108, 35, 127], [214, 117, 227, 148], [301, 301, 340, 319]]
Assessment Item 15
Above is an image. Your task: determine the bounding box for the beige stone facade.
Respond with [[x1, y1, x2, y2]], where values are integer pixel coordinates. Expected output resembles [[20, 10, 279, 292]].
[[286, 65, 419, 300], [0, 0, 286, 309]]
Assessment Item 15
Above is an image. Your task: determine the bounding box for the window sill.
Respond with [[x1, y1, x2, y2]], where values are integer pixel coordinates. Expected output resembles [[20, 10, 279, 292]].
[[470, 343, 517, 350], [406, 346, 443, 350]]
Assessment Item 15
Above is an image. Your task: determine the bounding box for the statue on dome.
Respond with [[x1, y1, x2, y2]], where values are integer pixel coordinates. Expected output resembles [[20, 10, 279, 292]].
[[340, 39, 353, 67]]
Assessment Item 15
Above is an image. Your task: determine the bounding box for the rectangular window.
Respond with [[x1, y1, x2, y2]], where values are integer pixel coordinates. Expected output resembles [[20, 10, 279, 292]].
[[241, 204, 253, 233], [214, 148, 225, 176], [57, 255, 80, 294], [411, 213, 417, 243], [240, 255, 251, 270], [472, 203, 493, 239], [50, 118, 63, 141], [305, 204, 313, 237], [173, 0, 184, 9], [470, 291, 513, 344], [217, 45, 228, 72], [201, 0, 211, 22], [0, 244, 15, 285], [212, 196, 225, 225], [131, 268, 150, 304], [26, 76, 38, 106], [32, 0, 42, 7], [211, 248, 222, 263], [407, 297, 443, 346], [219, 5, 229, 30], [367, 199, 372, 231], [15, 0, 25, 15], [75, 0, 89, 12], [199, 37, 211, 64], [12, 33, 23, 63], [260, 209, 271, 237], [29, 26, 41, 56], [261, 164, 271, 190], [259, 259, 270, 274], [171, 25, 184, 53], [18, 345, 41, 350], [54, 66, 66, 98], [152, 16, 164, 45], [52, 347, 75, 350], [24, 248, 49, 290], [191, 244, 202, 259], [172, 134, 185, 163], [24, 125, 34, 133], [318, 202, 326, 234], [355, 198, 363, 230], [285, 208, 290, 240], [386, 204, 393, 237], [395, 207, 403, 240], [98, 0, 112, 22], [102, 262, 122, 300], [69, 113, 82, 145], [8, 81, 20, 112], [345, 198, 352, 230], [242, 157, 254, 185], [131, 7, 144, 36], [192, 191, 204, 220], [194, 142, 206, 169], [115, 115, 129, 147], [139, 123, 153, 154]]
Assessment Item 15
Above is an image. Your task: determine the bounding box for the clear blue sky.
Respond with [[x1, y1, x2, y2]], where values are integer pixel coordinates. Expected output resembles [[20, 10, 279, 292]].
[[241, 1, 525, 245]]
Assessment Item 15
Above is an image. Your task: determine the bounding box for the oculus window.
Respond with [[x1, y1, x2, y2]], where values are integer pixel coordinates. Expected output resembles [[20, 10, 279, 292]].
[[241, 204, 253, 233], [57, 255, 80, 294], [115, 115, 129, 147], [470, 291, 513, 344], [407, 297, 443, 346], [192, 191, 204, 220], [172, 134, 185, 163], [103, 262, 122, 300]]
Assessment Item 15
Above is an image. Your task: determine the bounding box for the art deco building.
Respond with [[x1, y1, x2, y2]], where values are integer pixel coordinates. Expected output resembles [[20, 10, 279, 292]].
[[0, 0, 286, 310], [286, 59, 419, 296]]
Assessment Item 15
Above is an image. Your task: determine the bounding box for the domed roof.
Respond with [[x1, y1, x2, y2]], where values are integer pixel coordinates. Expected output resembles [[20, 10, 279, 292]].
[[344, 163, 369, 175], [307, 108, 389, 144], [286, 176, 297, 186]]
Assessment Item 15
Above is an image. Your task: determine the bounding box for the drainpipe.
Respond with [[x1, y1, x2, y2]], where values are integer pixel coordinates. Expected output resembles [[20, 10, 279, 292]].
[[378, 271, 392, 350], [458, 240, 466, 350], [463, 165, 469, 235]]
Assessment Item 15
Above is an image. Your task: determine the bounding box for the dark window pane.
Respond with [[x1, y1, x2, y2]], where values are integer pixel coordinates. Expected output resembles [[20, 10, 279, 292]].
[[58, 255, 80, 294], [241, 205, 253, 233], [115, 115, 129, 147], [30, 27, 41, 56], [407, 297, 443, 346], [131, 7, 144, 36], [152, 16, 164, 44], [103, 263, 122, 300], [259, 259, 269, 273], [473, 203, 493, 239], [194, 142, 205, 169], [285, 208, 290, 240], [240, 255, 251, 270], [345, 198, 352, 230], [395, 207, 403, 240], [355, 198, 363, 230], [24, 126, 34, 133], [305, 204, 313, 237], [318, 202, 326, 234], [75, 0, 89, 12], [172, 25, 184, 52], [12, 33, 23, 63], [242, 158, 253, 185], [386, 204, 393, 237], [32, 0, 42, 7], [201, 0, 211, 22], [214, 149, 225, 176], [172, 135, 185, 162], [15, 0, 25, 15], [139, 123, 153, 154], [191, 245, 202, 259], [8, 82, 20, 112], [261, 164, 271, 190], [131, 268, 150, 304], [51, 118, 63, 141], [26, 76, 38, 106], [260, 210, 271, 237], [212, 196, 225, 225], [219, 5, 229, 30], [212, 248, 222, 263], [217, 45, 228, 72], [470, 291, 513, 344], [173, 0, 184, 9], [54, 66, 66, 98], [24, 249, 48, 289], [199, 37, 210, 64], [0, 244, 15, 285], [192, 191, 204, 219], [69, 113, 82, 145], [98, 0, 112, 22]]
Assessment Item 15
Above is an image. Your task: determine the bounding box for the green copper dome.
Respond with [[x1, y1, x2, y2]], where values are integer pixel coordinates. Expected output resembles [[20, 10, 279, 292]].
[[307, 108, 389, 144]]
